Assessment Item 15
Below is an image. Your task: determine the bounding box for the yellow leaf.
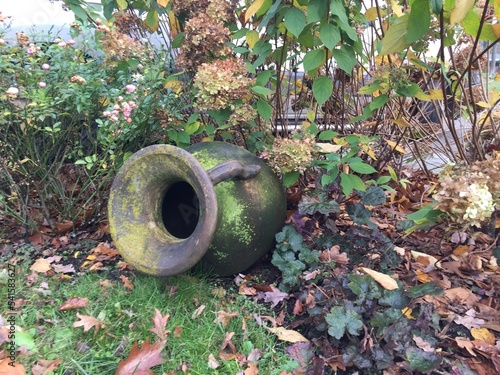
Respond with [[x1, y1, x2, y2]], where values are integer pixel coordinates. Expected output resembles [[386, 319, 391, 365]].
[[246, 30, 259, 49], [415, 269, 433, 283], [164, 79, 183, 93], [391, 118, 411, 128], [315, 143, 342, 153], [365, 7, 379, 21], [450, 0, 475, 26], [495, 0, 500, 20], [384, 139, 408, 154], [414, 91, 431, 101], [428, 89, 445, 101], [359, 267, 399, 290], [157, 0, 170, 7], [267, 327, 309, 343], [470, 327, 495, 345], [360, 144, 377, 160], [245, 0, 266, 23], [402, 307, 415, 320], [391, 0, 403, 17], [169, 10, 180, 38], [476, 101, 490, 109], [30, 258, 51, 273], [493, 23, 500, 38]]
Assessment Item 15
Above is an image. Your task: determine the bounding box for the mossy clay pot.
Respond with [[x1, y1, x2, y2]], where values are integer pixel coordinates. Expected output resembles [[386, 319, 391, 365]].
[[108, 141, 286, 277]]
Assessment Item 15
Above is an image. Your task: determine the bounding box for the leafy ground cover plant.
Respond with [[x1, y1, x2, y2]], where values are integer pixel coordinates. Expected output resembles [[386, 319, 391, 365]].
[[0, 242, 297, 374]]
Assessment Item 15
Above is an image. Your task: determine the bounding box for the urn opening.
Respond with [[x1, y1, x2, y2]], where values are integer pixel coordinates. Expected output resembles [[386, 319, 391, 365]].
[[161, 181, 200, 239]]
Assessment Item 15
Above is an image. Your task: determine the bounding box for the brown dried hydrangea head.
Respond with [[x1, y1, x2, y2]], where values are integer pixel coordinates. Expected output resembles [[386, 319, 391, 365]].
[[98, 27, 145, 66], [193, 58, 254, 110], [207, 0, 237, 24], [113, 11, 144, 36], [226, 103, 258, 129], [176, 14, 231, 71], [260, 135, 317, 175], [172, 0, 210, 19]]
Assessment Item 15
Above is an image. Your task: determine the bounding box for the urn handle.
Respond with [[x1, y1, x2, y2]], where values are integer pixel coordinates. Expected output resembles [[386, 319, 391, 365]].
[[207, 160, 261, 186]]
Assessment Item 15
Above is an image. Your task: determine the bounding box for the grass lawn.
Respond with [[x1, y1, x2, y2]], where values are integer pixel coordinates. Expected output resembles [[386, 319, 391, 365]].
[[2, 251, 298, 374]]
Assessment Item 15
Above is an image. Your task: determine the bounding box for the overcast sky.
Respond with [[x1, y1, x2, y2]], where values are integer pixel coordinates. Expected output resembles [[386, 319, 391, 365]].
[[1, 0, 75, 28]]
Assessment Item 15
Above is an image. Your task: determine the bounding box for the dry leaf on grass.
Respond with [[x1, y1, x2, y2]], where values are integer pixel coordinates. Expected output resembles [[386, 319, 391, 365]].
[[30, 258, 51, 273], [0, 359, 26, 375], [359, 267, 398, 290], [207, 354, 221, 369], [191, 304, 206, 319], [73, 313, 105, 333], [149, 309, 170, 341], [115, 339, 165, 375], [31, 359, 61, 375], [267, 327, 309, 343], [244, 361, 259, 375], [57, 297, 88, 311], [219, 332, 238, 361], [119, 275, 134, 291], [214, 310, 239, 328]]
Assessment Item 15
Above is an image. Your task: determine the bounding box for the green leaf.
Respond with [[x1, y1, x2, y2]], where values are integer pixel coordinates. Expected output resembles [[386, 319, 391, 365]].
[[308, 0, 328, 23], [395, 82, 425, 97], [348, 274, 382, 301], [340, 173, 366, 196], [380, 15, 410, 55], [207, 108, 231, 125], [256, 70, 273, 86], [251, 85, 273, 96], [369, 94, 389, 110], [332, 45, 357, 74], [378, 288, 409, 308], [359, 186, 386, 206], [284, 7, 306, 37], [257, 98, 272, 120], [303, 49, 325, 72], [185, 121, 200, 135], [407, 0, 430, 44], [320, 22, 341, 50], [326, 306, 364, 339], [283, 171, 300, 187], [430, 0, 443, 14], [348, 162, 377, 175], [406, 206, 441, 222], [312, 76, 333, 106], [15, 329, 37, 351], [319, 130, 338, 140], [116, 0, 128, 10], [172, 32, 185, 49], [405, 347, 442, 372], [145, 9, 159, 31], [330, 0, 349, 25], [406, 282, 443, 298]]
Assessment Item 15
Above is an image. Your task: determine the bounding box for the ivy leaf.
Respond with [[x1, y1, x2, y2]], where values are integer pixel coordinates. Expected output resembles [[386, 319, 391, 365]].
[[298, 195, 340, 215], [312, 76, 333, 106], [348, 274, 382, 301], [358, 186, 386, 206], [326, 306, 363, 339], [346, 202, 375, 228], [380, 15, 409, 55], [407, 0, 430, 44], [332, 45, 357, 74], [406, 282, 443, 298], [405, 347, 442, 372], [303, 49, 325, 72], [284, 7, 306, 37], [320, 22, 341, 50]]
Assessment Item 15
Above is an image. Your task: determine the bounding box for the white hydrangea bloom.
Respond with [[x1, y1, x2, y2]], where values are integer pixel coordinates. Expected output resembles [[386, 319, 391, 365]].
[[462, 183, 494, 227]]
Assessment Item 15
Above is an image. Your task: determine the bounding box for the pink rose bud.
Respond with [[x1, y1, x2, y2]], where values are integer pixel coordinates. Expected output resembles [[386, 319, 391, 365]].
[[117, 96, 123, 101], [126, 117, 132, 123], [58, 41, 66, 47], [42, 63, 50, 70], [38, 82, 46, 88], [68, 39, 76, 45], [125, 84, 136, 93], [0, 39, 5, 45]]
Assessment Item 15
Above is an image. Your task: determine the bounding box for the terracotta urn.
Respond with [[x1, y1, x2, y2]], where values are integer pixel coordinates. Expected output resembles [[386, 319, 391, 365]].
[[108, 141, 286, 277]]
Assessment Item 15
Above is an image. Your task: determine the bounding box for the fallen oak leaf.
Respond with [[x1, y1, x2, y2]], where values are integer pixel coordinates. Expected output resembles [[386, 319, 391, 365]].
[[57, 297, 88, 311], [149, 308, 170, 341], [115, 339, 165, 375], [120, 275, 134, 291], [31, 359, 61, 375], [263, 287, 289, 308], [52, 263, 75, 274], [359, 267, 398, 290], [73, 313, 105, 333]]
